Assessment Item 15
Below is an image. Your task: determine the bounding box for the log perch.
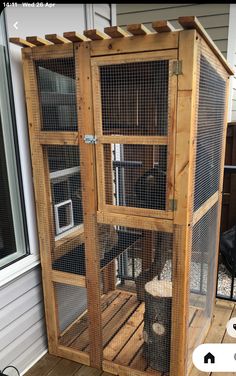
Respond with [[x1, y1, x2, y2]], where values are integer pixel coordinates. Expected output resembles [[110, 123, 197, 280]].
[[143, 279, 172, 373]]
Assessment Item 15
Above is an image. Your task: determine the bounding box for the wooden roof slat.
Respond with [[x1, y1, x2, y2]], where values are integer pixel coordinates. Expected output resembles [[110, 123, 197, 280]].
[[83, 29, 110, 41], [178, 16, 234, 75], [9, 37, 35, 48], [152, 20, 175, 33], [63, 31, 89, 42], [26, 36, 52, 46], [45, 34, 71, 44], [104, 26, 129, 38], [127, 24, 152, 36]]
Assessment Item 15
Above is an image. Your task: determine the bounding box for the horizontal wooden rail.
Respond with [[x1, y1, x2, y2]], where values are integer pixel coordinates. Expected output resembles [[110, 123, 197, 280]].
[[57, 345, 90, 366], [54, 226, 84, 260], [97, 211, 173, 233], [192, 191, 219, 226], [98, 135, 168, 145], [39, 132, 79, 145], [103, 204, 173, 220], [51, 270, 86, 287]]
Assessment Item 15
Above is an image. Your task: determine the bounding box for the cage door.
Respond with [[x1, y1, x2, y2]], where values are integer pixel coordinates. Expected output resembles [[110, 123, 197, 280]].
[[91, 51, 177, 219]]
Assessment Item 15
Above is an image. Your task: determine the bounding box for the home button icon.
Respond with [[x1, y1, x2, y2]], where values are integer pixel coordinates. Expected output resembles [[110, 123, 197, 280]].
[[204, 352, 215, 364]]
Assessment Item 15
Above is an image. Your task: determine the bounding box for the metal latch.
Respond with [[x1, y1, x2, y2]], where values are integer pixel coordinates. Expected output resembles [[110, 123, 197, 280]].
[[173, 60, 182, 75], [84, 135, 97, 144], [169, 199, 177, 211]]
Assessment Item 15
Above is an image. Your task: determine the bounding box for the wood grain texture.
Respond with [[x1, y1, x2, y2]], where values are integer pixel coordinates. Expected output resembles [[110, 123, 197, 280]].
[[84, 29, 110, 41], [9, 37, 35, 48], [26, 36, 52, 46], [97, 211, 173, 233], [104, 26, 129, 38], [45, 34, 71, 44], [63, 32, 89, 42], [39, 132, 79, 145], [171, 30, 199, 376], [127, 24, 152, 36], [90, 32, 179, 57], [75, 41, 103, 368], [22, 49, 59, 353], [178, 16, 234, 75], [152, 20, 175, 33]]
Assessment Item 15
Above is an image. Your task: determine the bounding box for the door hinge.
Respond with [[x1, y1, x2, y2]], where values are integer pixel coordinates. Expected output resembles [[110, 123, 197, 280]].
[[169, 199, 177, 211], [173, 60, 182, 75], [84, 135, 97, 144]]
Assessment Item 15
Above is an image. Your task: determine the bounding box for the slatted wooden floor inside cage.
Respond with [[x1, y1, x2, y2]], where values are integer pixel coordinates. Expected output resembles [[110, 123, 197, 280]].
[[25, 299, 236, 376], [58, 290, 202, 376]]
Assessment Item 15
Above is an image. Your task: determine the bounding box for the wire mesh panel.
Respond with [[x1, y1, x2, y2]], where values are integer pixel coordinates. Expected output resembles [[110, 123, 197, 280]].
[[189, 204, 219, 313], [44, 145, 86, 275], [188, 41, 228, 364], [35, 58, 77, 131], [103, 144, 167, 210], [92, 54, 176, 218], [47, 145, 83, 237], [99, 61, 169, 136], [54, 282, 90, 353], [193, 54, 226, 211], [99, 226, 173, 374]]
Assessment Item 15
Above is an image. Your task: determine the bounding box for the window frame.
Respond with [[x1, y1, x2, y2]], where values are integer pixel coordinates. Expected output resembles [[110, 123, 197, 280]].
[[0, 12, 30, 271]]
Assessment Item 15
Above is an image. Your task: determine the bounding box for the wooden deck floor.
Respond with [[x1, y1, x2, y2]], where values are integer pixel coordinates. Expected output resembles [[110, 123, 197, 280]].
[[25, 298, 236, 376]]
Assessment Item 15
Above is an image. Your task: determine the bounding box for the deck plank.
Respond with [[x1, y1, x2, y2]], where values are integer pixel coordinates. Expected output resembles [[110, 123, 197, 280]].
[[71, 292, 131, 351], [189, 299, 234, 376], [25, 298, 236, 376], [47, 358, 82, 376], [103, 302, 144, 361], [60, 291, 120, 347], [211, 303, 236, 376], [130, 347, 147, 371], [102, 295, 140, 350], [114, 322, 144, 366], [73, 365, 103, 376], [25, 354, 61, 376]]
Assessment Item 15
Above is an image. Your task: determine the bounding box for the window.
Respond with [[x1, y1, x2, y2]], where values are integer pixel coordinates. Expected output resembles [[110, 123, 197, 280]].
[[0, 13, 28, 269]]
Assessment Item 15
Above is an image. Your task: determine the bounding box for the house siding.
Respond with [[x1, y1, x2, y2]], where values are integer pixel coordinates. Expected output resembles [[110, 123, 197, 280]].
[[1, 4, 114, 375], [117, 4, 236, 121], [117, 4, 230, 56], [0, 267, 47, 374]]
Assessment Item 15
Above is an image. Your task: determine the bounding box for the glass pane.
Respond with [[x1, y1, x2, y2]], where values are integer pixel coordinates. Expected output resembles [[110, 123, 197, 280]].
[[0, 123, 17, 261], [0, 35, 27, 268]]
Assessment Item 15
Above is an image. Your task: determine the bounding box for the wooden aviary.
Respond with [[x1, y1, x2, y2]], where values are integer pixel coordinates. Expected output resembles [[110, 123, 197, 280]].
[[10, 15, 234, 376]]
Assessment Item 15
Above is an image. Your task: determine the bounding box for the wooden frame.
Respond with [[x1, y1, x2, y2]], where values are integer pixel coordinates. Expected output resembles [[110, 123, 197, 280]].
[[91, 50, 178, 220], [16, 18, 233, 376]]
